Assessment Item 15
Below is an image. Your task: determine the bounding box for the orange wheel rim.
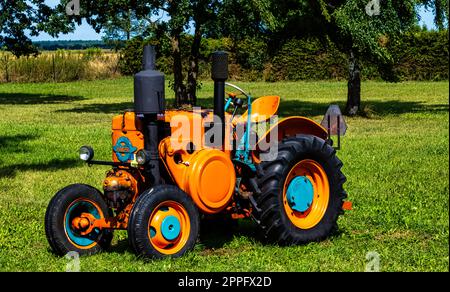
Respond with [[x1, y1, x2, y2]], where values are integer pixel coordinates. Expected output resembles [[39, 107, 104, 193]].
[[148, 201, 191, 255], [283, 159, 330, 229]]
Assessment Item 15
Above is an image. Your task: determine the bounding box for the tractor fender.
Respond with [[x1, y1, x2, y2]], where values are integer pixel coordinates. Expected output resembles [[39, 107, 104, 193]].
[[252, 116, 328, 160]]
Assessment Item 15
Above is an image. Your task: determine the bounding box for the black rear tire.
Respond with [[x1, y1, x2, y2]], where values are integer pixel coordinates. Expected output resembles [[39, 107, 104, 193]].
[[45, 184, 113, 256], [255, 135, 347, 245], [128, 185, 200, 260]]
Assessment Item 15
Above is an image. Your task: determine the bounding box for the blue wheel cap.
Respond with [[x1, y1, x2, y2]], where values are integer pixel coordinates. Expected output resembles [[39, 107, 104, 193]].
[[161, 215, 181, 241], [65, 201, 101, 247], [286, 176, 314, 213]]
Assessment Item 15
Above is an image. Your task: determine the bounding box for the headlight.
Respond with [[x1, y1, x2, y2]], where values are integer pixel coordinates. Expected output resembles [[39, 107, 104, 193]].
[[79, 146, 94, 162], [136, 150, 149, 165]]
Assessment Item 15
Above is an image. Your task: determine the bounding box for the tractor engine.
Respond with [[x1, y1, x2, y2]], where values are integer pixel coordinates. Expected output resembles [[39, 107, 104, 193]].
[[105, 46, 167, 209], [105, 47, 238, 214], [103, 169, 138, 209]]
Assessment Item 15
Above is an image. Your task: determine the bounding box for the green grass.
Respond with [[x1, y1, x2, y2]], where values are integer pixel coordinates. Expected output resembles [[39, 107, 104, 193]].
[[0, 78, 448, 271]]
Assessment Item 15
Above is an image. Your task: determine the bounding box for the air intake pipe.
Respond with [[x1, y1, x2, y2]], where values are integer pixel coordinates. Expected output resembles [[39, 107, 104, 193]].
[[134, 46, 165, 185], [211, 51, 229, 150]]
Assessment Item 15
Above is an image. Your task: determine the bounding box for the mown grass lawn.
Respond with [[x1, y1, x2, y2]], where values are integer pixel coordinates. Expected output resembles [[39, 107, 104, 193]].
[[0, 78, 448, 271]]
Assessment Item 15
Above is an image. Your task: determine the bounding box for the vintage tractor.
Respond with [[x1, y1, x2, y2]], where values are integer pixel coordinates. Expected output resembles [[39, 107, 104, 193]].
[[45, 47, 350, 259]]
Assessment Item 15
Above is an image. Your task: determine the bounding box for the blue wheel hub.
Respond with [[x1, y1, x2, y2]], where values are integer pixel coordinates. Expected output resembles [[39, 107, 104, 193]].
[[160, 215, 181, 241], [65, 201, 101, 247], [286, 176, 314, 213]]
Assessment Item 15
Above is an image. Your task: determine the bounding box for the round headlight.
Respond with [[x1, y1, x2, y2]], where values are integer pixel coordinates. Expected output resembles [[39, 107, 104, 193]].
[[79, 146, 94, 162], [136, 150, 149, 165]]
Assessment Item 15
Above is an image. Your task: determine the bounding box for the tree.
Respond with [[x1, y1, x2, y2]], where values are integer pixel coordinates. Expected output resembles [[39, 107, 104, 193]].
[[319, 0, 448, 115], [251, 1, 415, 115], [203, 0, 271, 71], [50, 0, 283, 106], [50, 0, 219, 107], [203, 0, 267, 41], [145, 0, 273, 105], [218, 0, 447, 116], [419, 0, 449, 30], [102, 9, 153, 49], [0, 0, 62, 57], [318, 1, 418, 115]]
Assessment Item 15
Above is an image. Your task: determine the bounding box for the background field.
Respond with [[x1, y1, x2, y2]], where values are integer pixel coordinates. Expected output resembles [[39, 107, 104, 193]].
[[0, 50, 120, 83], [1, 30, 448, 83], [0, 78, 448, 271]]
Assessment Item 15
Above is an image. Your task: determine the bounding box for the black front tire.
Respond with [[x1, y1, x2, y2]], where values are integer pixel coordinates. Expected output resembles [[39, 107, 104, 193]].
[[255, 135, 347, 245], [128, 185, 200, 260], [45, 184, 113, 256]]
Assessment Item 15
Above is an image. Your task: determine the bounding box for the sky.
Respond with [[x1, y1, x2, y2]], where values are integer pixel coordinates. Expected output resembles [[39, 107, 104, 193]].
[[31, 1, 439, 41]]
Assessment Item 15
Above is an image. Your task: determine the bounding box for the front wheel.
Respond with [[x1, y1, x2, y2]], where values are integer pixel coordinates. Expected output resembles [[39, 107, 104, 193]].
[[128, 185, 200, 259], [255, 135, 347, 245], [45, 184, 113, 256]]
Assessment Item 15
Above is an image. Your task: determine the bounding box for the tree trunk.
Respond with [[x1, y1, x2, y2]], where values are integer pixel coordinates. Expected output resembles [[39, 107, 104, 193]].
[[171, 31, 187, 107], [186, 24, 202, 106], [345, 50, 361, 116], [126, 9, 131, 41]]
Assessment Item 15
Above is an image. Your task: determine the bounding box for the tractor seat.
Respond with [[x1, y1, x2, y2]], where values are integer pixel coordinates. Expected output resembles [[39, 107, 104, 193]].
[[234, 95, 280, 125]]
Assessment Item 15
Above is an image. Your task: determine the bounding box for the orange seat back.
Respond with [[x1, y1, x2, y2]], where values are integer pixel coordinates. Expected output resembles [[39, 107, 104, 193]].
[[239, 95, 280, 124]]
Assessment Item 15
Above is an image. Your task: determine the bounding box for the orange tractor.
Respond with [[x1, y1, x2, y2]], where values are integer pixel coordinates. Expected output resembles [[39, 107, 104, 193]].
[[45, 47, 350, 259]]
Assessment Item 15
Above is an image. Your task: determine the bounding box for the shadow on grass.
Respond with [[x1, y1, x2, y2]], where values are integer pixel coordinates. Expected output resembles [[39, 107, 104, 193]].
[[107, 219, 260, 255], [0, 93, 85, 105], [185, 98, 450, 118], [198, 219, 259, 250], [0, 158, 80, 179], [87, 219, 348, 257], [277, 100, 343, 117], [279, 99, 449, 118], [0, 134, 79, 179], [57, 102, 134, 114], [365, 101, 448, 116], [108, 239, 133, 254], [0, 134, 39, 154], [53, 97, 448, 118]]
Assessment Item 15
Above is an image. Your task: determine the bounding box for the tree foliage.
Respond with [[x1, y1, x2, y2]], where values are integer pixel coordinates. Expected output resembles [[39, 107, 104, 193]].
[[50, 0, 219, 106], [204, 0, 268, 40], [1, 0, 448, 112], [0, 0, 54, 57], [101, 9, 154, 50], [419, 0, 449, 29], [250, 0, 447, 115]]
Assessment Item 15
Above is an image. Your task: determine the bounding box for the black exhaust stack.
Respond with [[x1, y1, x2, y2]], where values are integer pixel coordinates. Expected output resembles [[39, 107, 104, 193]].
[[134, 46, 165, 114], [134, 46, 165, 185], [211, 51, 229, 150]]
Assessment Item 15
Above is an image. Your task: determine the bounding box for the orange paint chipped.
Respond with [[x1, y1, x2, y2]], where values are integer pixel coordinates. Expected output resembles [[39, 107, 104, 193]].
[[342, 201, 353, 211]]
